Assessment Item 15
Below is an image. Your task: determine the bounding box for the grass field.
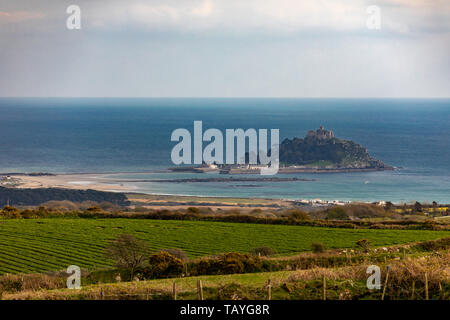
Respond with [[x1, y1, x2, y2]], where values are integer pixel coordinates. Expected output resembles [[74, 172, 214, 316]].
[[5, 251, 449, 300], [4, 270, 297, 300], [0, 218, 448, 274]]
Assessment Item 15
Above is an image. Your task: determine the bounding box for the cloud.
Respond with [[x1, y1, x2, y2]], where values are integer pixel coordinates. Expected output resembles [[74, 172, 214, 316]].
[[92, 0, 366, 33], [85, 0, 450, 35], [1, 0, 448, 36], [191, 0, 213, 17], [0, 10, 45, 23]]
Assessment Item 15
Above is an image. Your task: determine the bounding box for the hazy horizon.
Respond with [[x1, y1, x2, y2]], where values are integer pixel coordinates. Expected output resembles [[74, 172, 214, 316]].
[[1, 0, 449, 98]]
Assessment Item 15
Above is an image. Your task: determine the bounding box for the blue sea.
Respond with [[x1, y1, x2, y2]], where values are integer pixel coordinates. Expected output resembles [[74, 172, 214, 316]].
[[0, 98, 449, 203]]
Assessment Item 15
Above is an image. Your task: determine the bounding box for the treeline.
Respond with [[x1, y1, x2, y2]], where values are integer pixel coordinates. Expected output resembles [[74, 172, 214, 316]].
[[1, 204, 448, 231], [0, 187, 130, 206]]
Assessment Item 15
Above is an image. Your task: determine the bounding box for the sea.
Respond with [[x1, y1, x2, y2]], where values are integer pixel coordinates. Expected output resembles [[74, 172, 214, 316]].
[[0, 98, 449, 203]]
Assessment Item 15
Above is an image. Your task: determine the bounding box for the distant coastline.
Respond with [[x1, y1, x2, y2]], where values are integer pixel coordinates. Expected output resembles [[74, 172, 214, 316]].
[[169, 165, 395, 174]]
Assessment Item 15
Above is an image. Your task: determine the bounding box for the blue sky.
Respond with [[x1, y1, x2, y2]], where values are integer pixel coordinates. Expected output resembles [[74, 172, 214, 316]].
[[0, 0, 449, 97]]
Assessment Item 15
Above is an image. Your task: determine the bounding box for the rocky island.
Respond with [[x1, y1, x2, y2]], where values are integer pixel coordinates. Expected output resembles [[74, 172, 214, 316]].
[[275, 126, 394, 173], [170, 127, 393, 174]]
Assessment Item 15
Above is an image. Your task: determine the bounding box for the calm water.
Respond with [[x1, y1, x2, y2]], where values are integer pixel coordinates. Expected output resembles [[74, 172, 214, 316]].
[[0, 98, 449, 203]]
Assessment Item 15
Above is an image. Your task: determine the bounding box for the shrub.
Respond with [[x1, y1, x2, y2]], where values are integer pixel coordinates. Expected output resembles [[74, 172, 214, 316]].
[[216, 282, 253, 300], [311, 242, 326, 253], [344, 204, 387, 218], [20, 209, 34, 219], [327, 207, 349, 220], [0, 273, 65, 293], [159, 248, 188, 261], [40, 200, 79, 211], [356, 239, 371, 252], [144, 252, 184, 279], [288, 209, 310, 220], [414, 237, 450, 251], [1, 206, 21, 218], [0, 275, 22, 292], [187, 207, 201, 214], [85, 206, 102, 214], [250, 246, 275, 257], [217, 253, 262, 274], [422, 220, 437, 230], [384, 201, 394, 211], [189, 252, 262, 276]]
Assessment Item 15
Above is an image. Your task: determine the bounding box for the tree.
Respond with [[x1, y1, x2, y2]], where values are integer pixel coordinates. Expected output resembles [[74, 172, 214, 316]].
[[414, 201, 423, 213], [384, 201, 394, 211], [105, 234, 149, 279]]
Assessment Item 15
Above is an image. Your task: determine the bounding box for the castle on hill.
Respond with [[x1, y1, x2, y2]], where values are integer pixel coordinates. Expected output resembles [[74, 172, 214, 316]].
[[306, 126, 334, 140]]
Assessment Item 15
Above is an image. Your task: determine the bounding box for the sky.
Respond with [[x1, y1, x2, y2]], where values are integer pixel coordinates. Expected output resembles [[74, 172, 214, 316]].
[[0, 0, 449, 98]]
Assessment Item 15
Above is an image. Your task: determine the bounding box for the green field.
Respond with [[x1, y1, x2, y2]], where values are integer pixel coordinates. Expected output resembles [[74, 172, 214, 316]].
[[0, 218, 448, 274]]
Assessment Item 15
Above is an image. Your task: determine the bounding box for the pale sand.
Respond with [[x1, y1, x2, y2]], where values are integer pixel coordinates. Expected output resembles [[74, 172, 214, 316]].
[[12, 174, 134, 192], [10, 174, 296, 210]]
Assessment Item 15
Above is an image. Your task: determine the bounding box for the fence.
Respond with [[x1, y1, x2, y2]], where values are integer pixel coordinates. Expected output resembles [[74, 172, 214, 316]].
[[92, 271, 443, 300]]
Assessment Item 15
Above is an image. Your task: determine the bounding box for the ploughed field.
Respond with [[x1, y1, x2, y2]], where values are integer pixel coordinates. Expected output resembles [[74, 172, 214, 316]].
[[0, 218, 448, 274]]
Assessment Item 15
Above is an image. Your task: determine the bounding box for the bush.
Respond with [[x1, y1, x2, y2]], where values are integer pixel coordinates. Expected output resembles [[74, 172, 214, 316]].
[[85, 206, 102, 214], [187, 207, 201, 214], [0, 273, 65, 293], [414, 237, 450, 251], [1, 206, 21, 218], [344, 204, 387, 218], [144, 252, 184, 279], [218, 253, 262, 274], [356, 239, 371, 252], [0, 275, 22, 292], [159, 248, 188, 261], [190, 252, 262, 276], [216, 282, 253, 300], [327, 207, 349, 220], [250, 246, 275, 257], [40, 200, 79, 211], [311, 242, 326, 253], [287, 209, 310, 220]]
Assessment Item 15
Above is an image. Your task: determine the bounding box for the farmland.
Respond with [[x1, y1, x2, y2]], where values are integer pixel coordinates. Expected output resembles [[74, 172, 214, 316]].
[[4, 251, 450, 300], [0, 218, 448, 274]]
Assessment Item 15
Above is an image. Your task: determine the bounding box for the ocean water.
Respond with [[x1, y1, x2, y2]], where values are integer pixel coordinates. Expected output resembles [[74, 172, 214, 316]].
[[0, 98, 449, 203]]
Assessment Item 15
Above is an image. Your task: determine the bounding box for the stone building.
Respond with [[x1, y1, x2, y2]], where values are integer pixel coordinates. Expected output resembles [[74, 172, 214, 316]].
[[306, 126, 334, 140]]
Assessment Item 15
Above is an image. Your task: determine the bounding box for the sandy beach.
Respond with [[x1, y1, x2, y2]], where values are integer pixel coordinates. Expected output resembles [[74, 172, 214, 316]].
[[7, 173, 134, 192], [2, 173, 300, 210]]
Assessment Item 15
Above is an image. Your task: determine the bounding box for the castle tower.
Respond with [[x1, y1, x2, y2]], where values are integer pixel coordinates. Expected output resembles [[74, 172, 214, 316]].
[[306, 126, 334, 140]]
